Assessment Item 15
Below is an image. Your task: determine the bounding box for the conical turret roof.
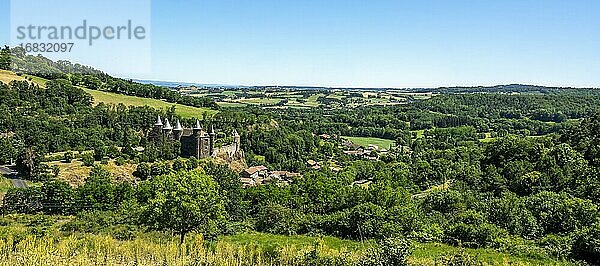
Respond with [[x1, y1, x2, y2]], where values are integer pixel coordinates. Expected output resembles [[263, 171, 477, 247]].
[[233, 129, 239, 137], [173, 120, 183, 131], [193, 119, 202, 130], [163, 118, 173, 130]]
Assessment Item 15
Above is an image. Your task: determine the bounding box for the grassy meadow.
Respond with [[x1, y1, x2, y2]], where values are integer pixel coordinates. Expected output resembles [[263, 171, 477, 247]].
[[83, 88, 218, 119], [0, 214, 572, 266], [343, 136, 395, 149], [0, 227, 574, 266]]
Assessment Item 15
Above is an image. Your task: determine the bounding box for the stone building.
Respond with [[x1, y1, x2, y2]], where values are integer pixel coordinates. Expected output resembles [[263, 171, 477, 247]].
[[150, 116, 242, 160]]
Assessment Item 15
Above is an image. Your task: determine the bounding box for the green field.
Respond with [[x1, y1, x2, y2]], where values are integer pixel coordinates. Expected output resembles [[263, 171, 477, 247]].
[[343, 136, 394, 149], [217, 101, 246, 108], [23, 74, 50, 86], [221, 232, 369, 252], [237, 98, 282, 105], [83, 89, 218, 118], [411, 242, 573, 265], [223, 233, 571, 265]]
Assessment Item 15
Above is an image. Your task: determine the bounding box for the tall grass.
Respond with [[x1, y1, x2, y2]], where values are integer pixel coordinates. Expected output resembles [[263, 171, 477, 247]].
[[0, 232, 360, 266]]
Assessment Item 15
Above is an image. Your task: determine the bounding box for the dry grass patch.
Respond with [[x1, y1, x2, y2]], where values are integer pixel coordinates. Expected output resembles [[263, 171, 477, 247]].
[[45, 160, 137, 186], [0, 70, 26, 84]]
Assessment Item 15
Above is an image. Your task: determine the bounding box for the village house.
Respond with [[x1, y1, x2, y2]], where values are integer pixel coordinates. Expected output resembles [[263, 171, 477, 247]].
[[240, 166, 301, 187], [318, 133, 331, 140], [307, 160, 321, 169], [242, 165, 268, 179]]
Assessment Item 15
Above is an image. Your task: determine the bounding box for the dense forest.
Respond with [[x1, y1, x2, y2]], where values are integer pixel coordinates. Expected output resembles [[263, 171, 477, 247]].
[[1, 52, 600, 265]]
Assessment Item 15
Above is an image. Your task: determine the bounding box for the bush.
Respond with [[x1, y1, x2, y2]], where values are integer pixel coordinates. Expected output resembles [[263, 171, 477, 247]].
[[423, 190, 465, 214], [446, 211, 508, 248], [358, 237, 411, 266], [62, 151, 73, 163], [172, 158, 189, 171], [538, 234, 573, 259], [115, 156, 126, 166], [61, 210, 141, 240], [107, 145, 121, 159], [438, 249, 479, 266], [133, 162, 151, 180], [256, 203, 304, 235], [61, 211, 116, 234], [300, 245, 351, 266], [81, 153, 94, 167], [492, 236, 550, 261], [93, 146, 107, 161], [3, 188, 43, 214], [408, 223, 444, 243], [572, 222, 600, 264], [348, 203, 387, 240]]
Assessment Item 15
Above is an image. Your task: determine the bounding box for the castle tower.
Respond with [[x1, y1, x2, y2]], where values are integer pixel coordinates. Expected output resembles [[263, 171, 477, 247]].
[[233, 129, 241, 153], [154, 115, 163, 134], [152, 115, 164, 140], [209, 125, 216, 156], [163, 118, 173, 138], [193, 119, 202, 136], [173, 120, 183, 140]]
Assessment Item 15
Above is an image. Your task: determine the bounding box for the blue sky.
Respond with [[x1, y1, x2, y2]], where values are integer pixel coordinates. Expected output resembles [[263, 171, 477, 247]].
[[1, 0, 600, 87]]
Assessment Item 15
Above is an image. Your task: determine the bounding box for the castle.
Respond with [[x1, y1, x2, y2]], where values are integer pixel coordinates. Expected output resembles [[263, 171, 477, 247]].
[[151, 116, 242, 160]]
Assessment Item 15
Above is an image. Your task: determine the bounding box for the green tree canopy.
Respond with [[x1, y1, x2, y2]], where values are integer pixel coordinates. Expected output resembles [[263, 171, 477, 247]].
[[142, 169, 225, 243]]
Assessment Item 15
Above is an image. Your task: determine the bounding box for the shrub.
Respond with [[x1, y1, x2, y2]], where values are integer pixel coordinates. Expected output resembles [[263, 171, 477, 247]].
[[538, 234, 573, 259], [486, 192, 542, 239], [256, 203, 304, 235], [3, 188, 43, 214], [93, 146, 107, 161], [572, 222, 600, 264], [133, 162, 151, 180], [348, 203, 387, 240], [115, 156, 126, 166], [438, 249, 479, 266], [81, 153, 94, 167], [492, 236, 550, 261], [299, 242, 351, 266], [107, 145, 121, 159], [62, 151, 73, 163], [172, 158, 189, 172], [358, 237, 411, 266], [423, 189, 465, 214], [446, 211, 508, 248], [408, 223, 444, 243]]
